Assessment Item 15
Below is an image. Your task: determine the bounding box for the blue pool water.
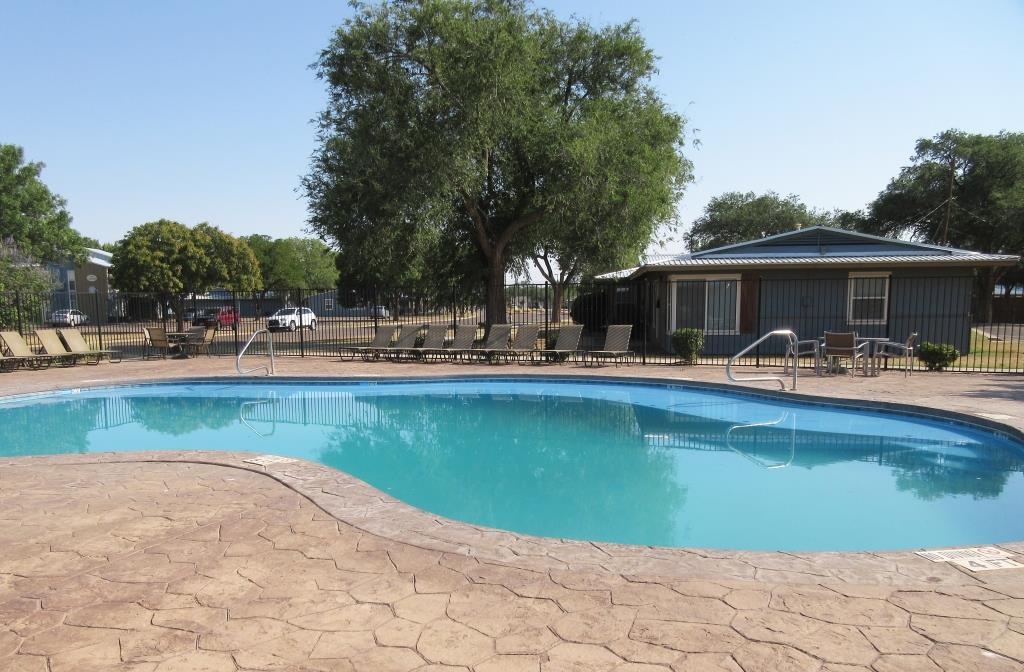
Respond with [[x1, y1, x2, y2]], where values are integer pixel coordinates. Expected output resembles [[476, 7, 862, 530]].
[[2, 378, 1022, 551]]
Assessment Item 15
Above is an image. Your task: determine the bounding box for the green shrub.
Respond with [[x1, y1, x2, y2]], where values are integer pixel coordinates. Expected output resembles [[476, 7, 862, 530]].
[[671, 328, 704, 365], [916, 341, 959, 371]]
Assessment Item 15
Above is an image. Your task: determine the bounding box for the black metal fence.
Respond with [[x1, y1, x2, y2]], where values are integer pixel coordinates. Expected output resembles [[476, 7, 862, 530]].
[[1, 275, 1021, 372]]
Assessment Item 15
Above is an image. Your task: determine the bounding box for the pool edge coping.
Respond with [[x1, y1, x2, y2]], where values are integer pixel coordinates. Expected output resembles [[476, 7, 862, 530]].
[[2, 371, 1023, 588]]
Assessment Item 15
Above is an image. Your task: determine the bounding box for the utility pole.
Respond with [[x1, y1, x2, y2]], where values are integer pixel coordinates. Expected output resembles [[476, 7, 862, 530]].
[[942, 153, 955, 245]]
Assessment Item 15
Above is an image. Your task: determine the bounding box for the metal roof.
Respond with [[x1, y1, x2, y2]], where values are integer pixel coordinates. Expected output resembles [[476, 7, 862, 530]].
[[596, 252, 1019, 280]]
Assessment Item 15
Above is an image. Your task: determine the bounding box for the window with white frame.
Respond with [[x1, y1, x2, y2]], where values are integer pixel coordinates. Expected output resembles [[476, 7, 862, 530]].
[[848, 273, 889, 325], [705, 276, 740, 334], [325, 298, 335, 312]]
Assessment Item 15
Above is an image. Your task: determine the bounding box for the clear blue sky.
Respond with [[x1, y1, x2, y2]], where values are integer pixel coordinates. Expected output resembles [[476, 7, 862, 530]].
[[2, 0, 1022, 254]]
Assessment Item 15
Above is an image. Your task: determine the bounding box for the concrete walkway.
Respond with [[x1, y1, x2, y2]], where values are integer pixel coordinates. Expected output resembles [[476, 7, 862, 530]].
[[1, 358, 1023, 671]]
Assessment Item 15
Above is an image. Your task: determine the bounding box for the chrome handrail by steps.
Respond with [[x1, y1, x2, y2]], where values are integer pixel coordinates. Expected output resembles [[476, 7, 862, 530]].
[[236, 329, 276, 376], [726, 329, 798, 390]]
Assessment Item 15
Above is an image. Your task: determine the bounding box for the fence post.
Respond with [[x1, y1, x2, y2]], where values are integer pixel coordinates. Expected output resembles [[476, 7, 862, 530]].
[[298, 288, 306, 357], [372, 286, 379, 330], [641, 280, 648, 365], [232, 291, 240, 357], [93, 291, 103, 349], [451, 283, 457, 332], [15, 291, 23, 335]]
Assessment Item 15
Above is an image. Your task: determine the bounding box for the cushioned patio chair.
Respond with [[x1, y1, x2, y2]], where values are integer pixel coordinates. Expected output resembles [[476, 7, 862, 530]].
[[338, 324, 397, 361], [58, 328, 122, 364], [584, 324, 634, 367], [526, 324, 583, 365], [33, 329, 81, 366], [822, 331, 869, 375], [874, 332, 917, 376], [467, 324, 513, 364]]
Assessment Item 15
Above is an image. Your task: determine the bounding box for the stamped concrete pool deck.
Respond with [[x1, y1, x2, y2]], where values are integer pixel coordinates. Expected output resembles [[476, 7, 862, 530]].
[[1, 357, 1023, 671]]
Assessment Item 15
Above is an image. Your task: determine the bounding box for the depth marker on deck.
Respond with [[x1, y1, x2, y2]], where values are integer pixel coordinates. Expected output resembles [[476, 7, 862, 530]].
[[243, 455, 298, 467]]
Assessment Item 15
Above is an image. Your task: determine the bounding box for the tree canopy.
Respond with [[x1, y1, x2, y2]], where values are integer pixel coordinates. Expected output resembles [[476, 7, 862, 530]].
[[0, 144, 87, 264], [111, 219, 261, 295], [304, 0, 691, 322], [864, 130, 1024, 256], [684, 191, 831, 252], [243, 235, 338, 291]]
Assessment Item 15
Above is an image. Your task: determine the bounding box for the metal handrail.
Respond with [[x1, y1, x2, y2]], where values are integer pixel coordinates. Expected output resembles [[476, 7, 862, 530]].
[[726, 329, 798, 390], [236, 329, 276, 376], [725, 412, 796, 469]]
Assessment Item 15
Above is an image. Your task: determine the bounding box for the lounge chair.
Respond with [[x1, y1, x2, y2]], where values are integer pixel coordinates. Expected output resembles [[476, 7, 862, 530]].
[[442, 324, 480, 362], [526, 324, 583, 364], [822, 331, 869, 375], [874, 332, 917, 376], [32, 329, 81, 366], [181, 325, 217, 358], [339, 325, 397, 361], [398, 323, 449, 361], [0, 331, 60, 369], [502, 324, 541, 362], [584, 324, 634, 367], [384, 324, 424, 361], [0, 352, 24, 372], [57, 328, 122, 363], [144, 327, 178, 359], [466, 324, 513, 364]]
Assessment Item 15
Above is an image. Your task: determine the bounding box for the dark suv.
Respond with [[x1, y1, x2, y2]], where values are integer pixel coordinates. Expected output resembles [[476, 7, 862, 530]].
[[195, 306, 239, 330]]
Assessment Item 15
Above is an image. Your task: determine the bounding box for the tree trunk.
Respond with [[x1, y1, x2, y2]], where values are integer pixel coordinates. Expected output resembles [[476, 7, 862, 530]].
[[550, 282, 565, 324], [485, 255, 507, 325]]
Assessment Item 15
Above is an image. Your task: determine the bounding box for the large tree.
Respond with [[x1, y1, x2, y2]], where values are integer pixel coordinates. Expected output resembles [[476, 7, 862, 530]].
[[864, 130, 1024, 319], [244, 235, 339, 309], [0, 144, 87, 263], [685, 191, 831, 252], [304, 0, 690, 324], [112, 220, 261, 326]]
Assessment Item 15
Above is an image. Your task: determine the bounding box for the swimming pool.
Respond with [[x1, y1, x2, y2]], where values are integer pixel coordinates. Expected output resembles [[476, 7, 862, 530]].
[[2, 377, 1022, 551]]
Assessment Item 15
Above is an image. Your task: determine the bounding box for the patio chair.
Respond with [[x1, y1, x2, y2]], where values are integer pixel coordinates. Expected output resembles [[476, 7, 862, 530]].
[[58, 328, 122, 364], [502, 324, 541, 362], [383, 324, 425, 361], [526, 324, 583, 365], [443, 323, 480, 362], [584, 324, 634, 367], [338, 324, 397, 361], [33, 329, 81, 366], [399, 323, 449, 361], [822, 331, 869, 375], [874, 332, 917, 376], [0, 352, 24, 372], [783, 337, 821, 376], [181, 325, 217, 358], [466, 323, 513, 364], [144, 327, 179, 359]]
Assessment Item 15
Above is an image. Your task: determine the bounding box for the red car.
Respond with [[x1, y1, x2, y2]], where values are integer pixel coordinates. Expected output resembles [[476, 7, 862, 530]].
[[195, 306, 239, 330]]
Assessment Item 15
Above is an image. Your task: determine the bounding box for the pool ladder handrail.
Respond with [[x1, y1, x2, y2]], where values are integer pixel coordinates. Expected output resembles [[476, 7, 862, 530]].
[[725, 412, 796, 469], [726, 329, 798, 390], [236, 328, 276, 376]]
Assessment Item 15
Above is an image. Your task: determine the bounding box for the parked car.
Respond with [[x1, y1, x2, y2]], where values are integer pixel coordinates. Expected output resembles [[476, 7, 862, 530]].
[[49, 309, 89, 327], [195, 306, 239, 330], [268, 307, 317, 331]]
